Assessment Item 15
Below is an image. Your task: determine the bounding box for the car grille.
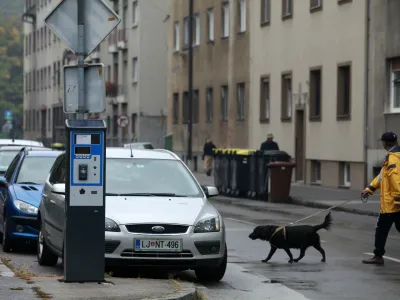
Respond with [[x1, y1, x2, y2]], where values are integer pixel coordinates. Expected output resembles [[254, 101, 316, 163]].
[[120, 249, 193, 258], [125, 224, 189, 234], [105, 240, 120, 254]]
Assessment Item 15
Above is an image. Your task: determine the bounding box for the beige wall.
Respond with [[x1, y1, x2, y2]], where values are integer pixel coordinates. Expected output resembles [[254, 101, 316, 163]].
[[167, 0, 250, 156], [249, 0, 367, 163]]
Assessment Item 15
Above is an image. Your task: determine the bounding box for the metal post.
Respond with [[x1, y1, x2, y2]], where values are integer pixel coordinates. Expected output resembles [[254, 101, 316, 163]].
[[187, 0, 193, 167], [77, 0, 85, 120]]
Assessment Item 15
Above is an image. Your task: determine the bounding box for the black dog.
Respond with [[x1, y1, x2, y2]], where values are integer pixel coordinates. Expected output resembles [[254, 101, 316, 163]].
[[249, 212, 332, 263]]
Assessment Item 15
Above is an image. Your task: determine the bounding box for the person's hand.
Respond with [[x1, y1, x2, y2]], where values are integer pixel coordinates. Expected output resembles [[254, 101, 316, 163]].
[[361, 189, 370, 199]]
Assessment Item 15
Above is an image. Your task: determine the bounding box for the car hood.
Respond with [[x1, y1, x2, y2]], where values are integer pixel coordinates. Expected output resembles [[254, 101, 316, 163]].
[[12, 184, 43, 207], [106, 196, 206, 225]]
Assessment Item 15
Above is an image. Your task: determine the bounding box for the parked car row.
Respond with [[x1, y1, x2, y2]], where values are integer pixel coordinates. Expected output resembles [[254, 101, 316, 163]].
[[0, 139, 227, 282]]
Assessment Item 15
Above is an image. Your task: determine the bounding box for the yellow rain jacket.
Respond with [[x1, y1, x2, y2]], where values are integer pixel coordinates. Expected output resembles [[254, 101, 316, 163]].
[[365, 146, 400, 214]]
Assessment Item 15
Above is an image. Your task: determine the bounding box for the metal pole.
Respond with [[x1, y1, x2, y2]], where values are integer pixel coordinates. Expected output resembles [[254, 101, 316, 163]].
[[77, 0, 85, 120], [187, 0, 193, 166]]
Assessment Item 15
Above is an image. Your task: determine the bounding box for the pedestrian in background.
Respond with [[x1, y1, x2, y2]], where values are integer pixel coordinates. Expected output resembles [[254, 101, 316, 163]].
[[203, 138, 216, 176], [361, 131, 400, 265], [260, 133, 279, 151]]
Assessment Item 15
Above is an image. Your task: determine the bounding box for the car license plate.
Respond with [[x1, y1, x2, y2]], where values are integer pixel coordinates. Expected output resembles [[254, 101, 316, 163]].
[[134, 239, 182, 252]]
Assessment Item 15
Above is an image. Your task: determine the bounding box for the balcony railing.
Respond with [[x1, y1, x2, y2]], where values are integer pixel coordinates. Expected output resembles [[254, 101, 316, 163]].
[[118, 28, 127, 42], [106, 82, 125, 97], [108, 30, 117, 46]]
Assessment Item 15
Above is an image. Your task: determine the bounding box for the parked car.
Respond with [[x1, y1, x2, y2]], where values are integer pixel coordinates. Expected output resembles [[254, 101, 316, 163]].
[[0, 139, 44, 148], [123, 142, 154, 149], [37, 148, 227, 282], [0, 146, 51, 176], [0, 148, 62, 252]]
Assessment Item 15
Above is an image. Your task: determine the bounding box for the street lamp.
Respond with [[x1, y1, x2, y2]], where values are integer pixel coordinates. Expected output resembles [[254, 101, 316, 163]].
[[187, 0, 193, 168]]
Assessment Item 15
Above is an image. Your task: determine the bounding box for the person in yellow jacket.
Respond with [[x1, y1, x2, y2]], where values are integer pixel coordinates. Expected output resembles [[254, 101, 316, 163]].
[[361, 131, 400, 265]]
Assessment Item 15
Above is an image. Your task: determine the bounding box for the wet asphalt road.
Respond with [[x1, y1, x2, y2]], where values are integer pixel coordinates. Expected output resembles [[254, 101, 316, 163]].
[[1, 200, 400, 299]]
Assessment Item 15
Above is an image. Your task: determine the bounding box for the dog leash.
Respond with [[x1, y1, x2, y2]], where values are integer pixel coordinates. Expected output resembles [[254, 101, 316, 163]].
[[268, 195, 369, 246]]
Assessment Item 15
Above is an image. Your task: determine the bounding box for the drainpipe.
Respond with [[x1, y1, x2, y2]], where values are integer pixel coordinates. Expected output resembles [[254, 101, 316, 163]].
[[364, 0, 371, 187]]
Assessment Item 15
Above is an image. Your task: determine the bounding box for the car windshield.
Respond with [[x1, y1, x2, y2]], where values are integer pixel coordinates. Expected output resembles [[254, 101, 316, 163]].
[[15, 156, 58, 185], [106, 158, 203, 197], [0, 150, 19, 171]]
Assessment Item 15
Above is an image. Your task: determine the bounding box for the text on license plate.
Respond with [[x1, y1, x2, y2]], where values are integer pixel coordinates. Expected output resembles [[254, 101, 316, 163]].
[[135, 239, 182, 251]]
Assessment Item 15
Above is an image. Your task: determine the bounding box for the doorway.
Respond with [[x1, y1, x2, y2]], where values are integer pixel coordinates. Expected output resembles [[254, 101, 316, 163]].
[[295, 110, 305, 181]]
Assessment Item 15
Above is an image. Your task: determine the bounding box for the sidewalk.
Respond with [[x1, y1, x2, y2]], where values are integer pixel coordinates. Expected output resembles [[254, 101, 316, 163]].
[[0, 261, 197, 300], [194, 172, 380, 217]]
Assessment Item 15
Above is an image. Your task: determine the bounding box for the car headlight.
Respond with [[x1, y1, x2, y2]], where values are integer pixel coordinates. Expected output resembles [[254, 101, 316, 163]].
[[13, 199, 38, 215], [105, 218, 120, 232], [194, 216, 220, 233]]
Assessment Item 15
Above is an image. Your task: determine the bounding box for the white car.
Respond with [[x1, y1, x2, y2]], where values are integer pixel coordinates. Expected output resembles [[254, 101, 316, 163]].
[[37, 148, 227, 282]]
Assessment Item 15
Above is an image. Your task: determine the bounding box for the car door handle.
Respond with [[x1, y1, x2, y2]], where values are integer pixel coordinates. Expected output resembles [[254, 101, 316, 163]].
[[42, 193, 48, 198], [49, 200, 56, 204]]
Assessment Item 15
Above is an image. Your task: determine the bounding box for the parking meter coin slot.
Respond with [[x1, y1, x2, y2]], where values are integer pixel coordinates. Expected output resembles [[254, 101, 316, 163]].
[[79, 164, 88, 181]]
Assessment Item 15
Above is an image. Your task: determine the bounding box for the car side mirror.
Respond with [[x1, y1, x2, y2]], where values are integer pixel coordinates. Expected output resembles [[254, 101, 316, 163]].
[[0, 176, 7, 187], [203, 186, 219, 198], [52, 183, 65, 195]]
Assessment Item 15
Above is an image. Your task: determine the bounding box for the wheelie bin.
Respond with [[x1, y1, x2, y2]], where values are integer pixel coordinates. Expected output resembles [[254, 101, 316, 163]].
[[229, 149, 255, 197]]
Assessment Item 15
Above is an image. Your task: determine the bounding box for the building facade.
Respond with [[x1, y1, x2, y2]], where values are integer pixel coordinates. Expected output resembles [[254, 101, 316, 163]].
[[167, 0, 250, 168], [249, 0, 368, 190], [23, 0, 168, 148]]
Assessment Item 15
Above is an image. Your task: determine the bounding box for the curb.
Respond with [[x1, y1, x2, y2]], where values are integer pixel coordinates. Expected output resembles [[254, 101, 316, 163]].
[[142, 287, 198, 300], [289, 197, 379, 217], [212, 195, 379, 217]]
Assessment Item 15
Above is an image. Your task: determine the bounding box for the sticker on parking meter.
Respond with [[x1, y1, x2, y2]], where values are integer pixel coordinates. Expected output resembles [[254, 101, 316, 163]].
[[76, 134, 91, 144]]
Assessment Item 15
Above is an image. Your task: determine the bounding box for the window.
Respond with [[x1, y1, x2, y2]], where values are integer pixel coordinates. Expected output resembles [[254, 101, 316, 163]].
[[48, 66, 51, 88], [132, 1, 138, 25], [309, 68, 322, 120], [310, 0, 322, 10], [16, 156, 59, 185], [173, 22, 180, 51], [105, 158, 203, 196], [260, 0, 271, 24], [132, 57, 138, 82], [281, 73, 292, 120], [237, 83, 245, 120], [311, 160, 321, 183], [221, 85, 228, 121], [238, 0, 246, 32], [207, 8, 214, 42], [182, 90, 199, 123], [183, 17, 189, 47], [206, 87, 213, 122], [193, 14, 200, 46], [282, 0, 292, 18], [222, 2, 230, 38], [338, 0, 352, 5], [389, 58, 400, 113], [260, 76, 270, 122], [340, 162, 351, 187], [337, 64, 351, 119], [173, 93, 179, 124]]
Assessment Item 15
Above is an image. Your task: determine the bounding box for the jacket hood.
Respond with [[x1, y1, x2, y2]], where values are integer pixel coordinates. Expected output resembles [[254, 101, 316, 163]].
[[12, 184, 43, 207]]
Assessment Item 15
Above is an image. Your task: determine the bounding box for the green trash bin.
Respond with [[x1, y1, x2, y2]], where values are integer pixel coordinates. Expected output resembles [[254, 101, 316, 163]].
[[230, 149, 255, 197]]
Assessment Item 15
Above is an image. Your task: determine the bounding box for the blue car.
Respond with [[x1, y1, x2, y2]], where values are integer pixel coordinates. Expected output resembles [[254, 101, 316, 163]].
[[0, 147, 62, 252]]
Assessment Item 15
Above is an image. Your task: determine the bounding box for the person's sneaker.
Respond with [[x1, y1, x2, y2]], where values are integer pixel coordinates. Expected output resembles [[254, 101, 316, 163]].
[[362, 256, 384, 265]]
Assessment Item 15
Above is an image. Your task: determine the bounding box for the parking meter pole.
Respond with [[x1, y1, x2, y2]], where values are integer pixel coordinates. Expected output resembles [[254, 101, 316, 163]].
[[77, 0, 85, 120], [64, 120, 106, 282]]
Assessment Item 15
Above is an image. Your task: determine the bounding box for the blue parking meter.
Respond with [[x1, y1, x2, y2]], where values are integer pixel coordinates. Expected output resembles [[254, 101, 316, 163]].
[[64, 119, 106, 282]]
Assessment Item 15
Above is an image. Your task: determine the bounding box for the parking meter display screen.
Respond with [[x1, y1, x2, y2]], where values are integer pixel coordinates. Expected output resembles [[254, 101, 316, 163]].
[[75, 146, 91, 155], [74, 134, 100, 144]]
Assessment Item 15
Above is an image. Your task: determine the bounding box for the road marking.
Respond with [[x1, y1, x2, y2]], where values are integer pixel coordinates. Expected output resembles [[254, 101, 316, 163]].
[[321, 240, 326, 243], [224, 217, 256, 226], [364, 252, 400, 263], [0, 263, 14, 277]]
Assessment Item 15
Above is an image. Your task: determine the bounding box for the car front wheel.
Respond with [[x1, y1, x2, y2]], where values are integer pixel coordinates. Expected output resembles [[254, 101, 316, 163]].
[[2, 219, 13, 252], [37, 220, 58, 266], [195, 243, 228, 282]]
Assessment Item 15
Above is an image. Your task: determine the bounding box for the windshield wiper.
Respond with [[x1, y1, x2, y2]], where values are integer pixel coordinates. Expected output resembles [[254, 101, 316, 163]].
[[105, 193, 120, 196], [148, 193, 187, 197], [112, 193, 187, 197], [18, 182, 39, 185]]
